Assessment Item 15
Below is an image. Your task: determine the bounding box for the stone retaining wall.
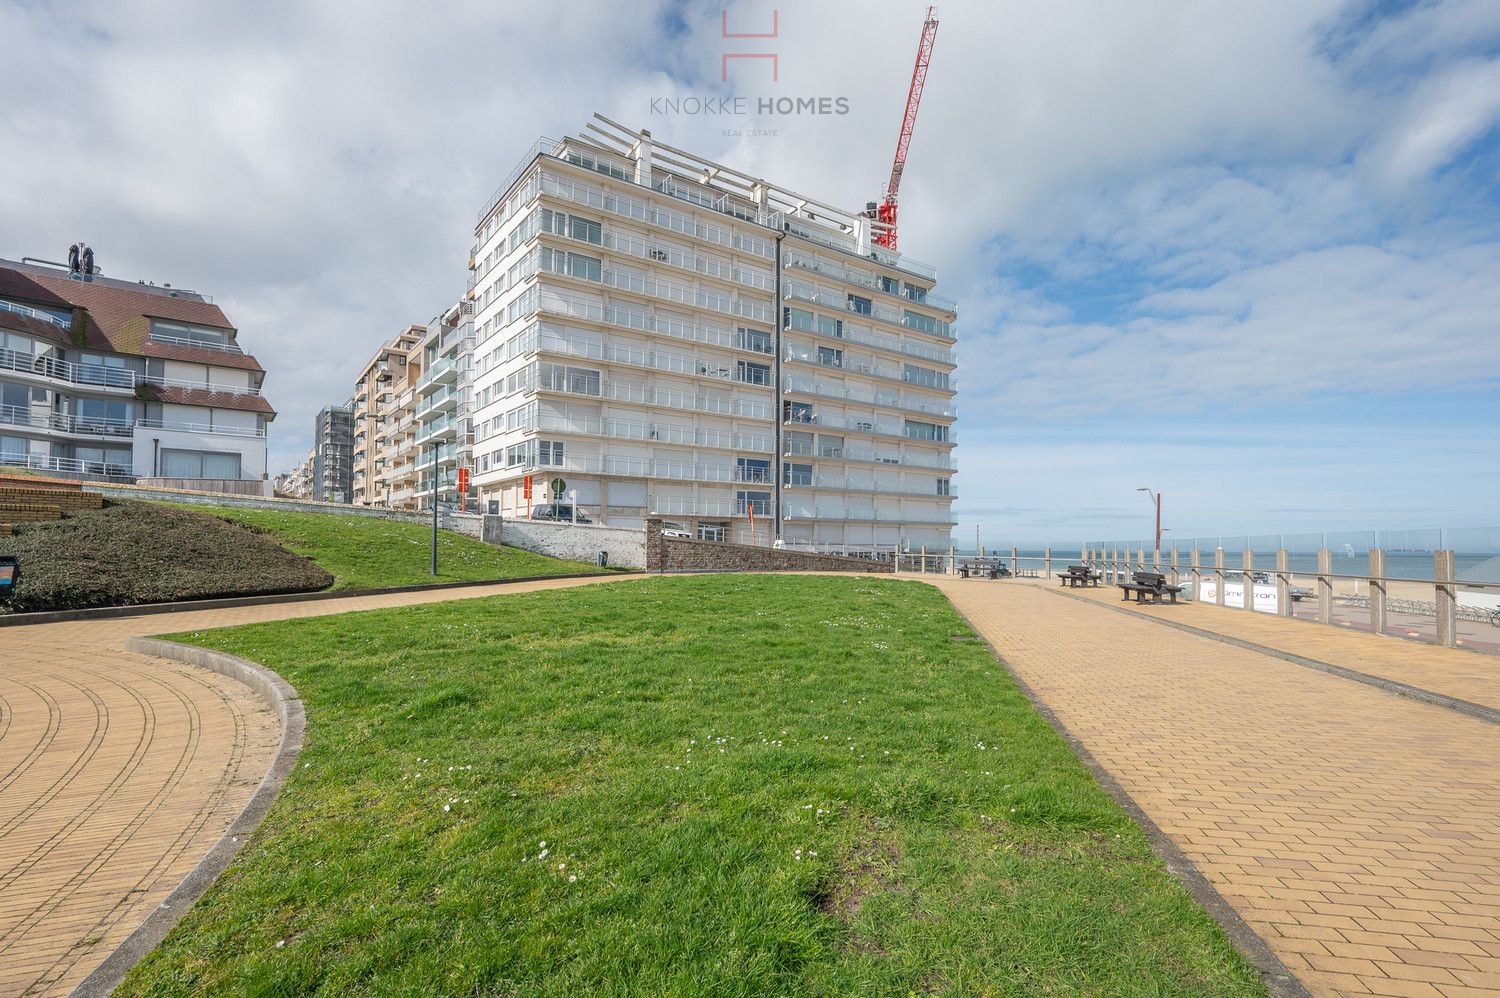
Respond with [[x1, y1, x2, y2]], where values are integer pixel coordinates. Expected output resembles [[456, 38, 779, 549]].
[[481, 516, 645, 569], [645, 519, 894, 574]]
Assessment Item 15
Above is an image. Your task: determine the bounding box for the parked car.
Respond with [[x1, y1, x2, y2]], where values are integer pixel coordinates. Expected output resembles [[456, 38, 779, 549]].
[[530, 503, 592, 524], [661, 522, 692, 539]]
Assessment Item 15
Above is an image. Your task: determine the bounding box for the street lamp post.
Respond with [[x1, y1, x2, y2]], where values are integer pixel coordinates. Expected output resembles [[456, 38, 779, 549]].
[[1136, 487, 1162, 561], [431, 441, 439, 576]]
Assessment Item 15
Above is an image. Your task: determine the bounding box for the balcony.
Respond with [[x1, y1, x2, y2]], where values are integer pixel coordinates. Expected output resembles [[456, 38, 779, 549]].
[[781, 475, 956, 499], [782, 374, 955, 419], [783, 413, 956, 445], [1, 405, 135, 438], [0, 452, 132, 479], [784, 440, 957, 472], [1, 348, 138, 391], [148, 331, 243, 354], [134, 417, 267, 439], [780, 505, 957, 525], [414, 413, 457, 445]]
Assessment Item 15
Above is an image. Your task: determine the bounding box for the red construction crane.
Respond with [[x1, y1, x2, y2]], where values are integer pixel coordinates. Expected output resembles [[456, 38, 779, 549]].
[[873, 5, 940, 251]]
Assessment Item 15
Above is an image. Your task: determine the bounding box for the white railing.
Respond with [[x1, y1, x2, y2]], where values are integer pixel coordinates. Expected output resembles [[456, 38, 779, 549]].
[[1, 405, 134, 437], [784, 440, 957, 471], [0, 453, 133, 478], [148, 331, 244, 354], [141, 374, 261, 396], [1, 348, 139, 390], [0, 300, 69, 328], [782, 373, 955, 418], [134, 417, 266, 439]]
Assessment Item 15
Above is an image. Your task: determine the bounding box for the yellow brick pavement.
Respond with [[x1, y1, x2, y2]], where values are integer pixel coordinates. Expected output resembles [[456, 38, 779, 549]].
[[1062, 580, 1500, 712], [925, 576, 1500, 998], [0, 574, 637, 997]]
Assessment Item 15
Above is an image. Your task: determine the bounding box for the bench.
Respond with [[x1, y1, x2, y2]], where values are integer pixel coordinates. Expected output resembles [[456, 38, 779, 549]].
[[986, 564, 1012, 580], [1118, 570, 1184, 605], [1059, 565, 1102, 588]]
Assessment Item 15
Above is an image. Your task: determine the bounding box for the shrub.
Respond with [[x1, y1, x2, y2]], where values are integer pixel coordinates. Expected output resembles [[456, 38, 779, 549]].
[[1, 500, 333, 612]]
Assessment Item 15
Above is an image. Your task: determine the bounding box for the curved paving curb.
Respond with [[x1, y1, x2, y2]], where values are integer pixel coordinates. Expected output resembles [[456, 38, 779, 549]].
[[68, 639, 305, 998], [0, 570, 619, 627], [937, 593, 1313, 998], [1046, 586, 1500, 726]]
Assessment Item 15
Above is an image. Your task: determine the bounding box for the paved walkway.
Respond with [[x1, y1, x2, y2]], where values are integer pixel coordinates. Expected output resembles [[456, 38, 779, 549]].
[[1062, 581, 1500, 712], [924, 576, 1500, 998], [0, 575, 636, 997]]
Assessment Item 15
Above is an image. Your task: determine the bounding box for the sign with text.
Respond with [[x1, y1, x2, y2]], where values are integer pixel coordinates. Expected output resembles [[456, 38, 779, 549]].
[[523, 475, 533, 500], [1198, 581, 1279, 614]]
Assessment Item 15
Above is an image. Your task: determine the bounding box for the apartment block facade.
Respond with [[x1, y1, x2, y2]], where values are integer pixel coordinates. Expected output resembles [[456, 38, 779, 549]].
[[311, 404, 354, 503], [0, 254, 275, 490], [465, 119, 957, 553], [352, 324, 424, 508]]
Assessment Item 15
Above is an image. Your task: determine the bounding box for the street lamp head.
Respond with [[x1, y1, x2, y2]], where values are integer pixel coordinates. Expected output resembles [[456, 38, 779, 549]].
[[1136, 487, 1149, 492]]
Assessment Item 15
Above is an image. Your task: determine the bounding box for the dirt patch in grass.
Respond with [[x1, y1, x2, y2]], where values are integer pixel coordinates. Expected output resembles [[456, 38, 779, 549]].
[[1, 500, 333, 612]]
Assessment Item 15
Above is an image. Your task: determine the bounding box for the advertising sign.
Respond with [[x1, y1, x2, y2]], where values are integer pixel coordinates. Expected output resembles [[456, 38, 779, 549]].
[[523, 475, 533, 500], [1197, 580, 1279, 614]]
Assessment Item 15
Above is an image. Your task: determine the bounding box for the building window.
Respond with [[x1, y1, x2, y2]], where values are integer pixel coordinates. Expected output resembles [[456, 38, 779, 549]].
[[817, 346, 842, 368], [783, 307, 815, 333], [903, 310, 950, 336], [539, 440, 565, 467], [697, 522, 726, 542], [903, 283, 928, 304], [903, 364, 949, 390], [880, 275, 899, 295], [0, 434, 29, 460], [904, 419, 948, 442], [785, 430, 814, 456], [784, 463, 813, 487], [937, 477, 951, 496], [161, 448, 242, 480], [735, 490, 772, 516], [784, 400, 814, 424], [736, 360, 770, 386], [817, 314, 843, 338], [736, 457, 771, 484], [736, 326, 773, 354], [848, 294, 872, 316]]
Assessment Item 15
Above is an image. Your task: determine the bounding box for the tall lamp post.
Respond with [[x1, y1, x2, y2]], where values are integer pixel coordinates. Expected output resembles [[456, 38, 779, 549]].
[[430, 441, 439, 576], [1136, 487, 1162, 561]]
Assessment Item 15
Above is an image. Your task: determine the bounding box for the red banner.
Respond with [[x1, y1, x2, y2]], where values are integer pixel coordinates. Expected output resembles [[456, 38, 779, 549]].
[[523, 475, 533, 500]]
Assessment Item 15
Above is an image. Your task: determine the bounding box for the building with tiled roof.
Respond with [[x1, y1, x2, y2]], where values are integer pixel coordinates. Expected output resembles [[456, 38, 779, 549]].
[[0, 248, 276, 490]]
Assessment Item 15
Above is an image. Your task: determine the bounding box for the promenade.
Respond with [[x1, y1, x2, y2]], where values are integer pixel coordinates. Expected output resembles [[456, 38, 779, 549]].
[[927, 576, 1500, 998], [2, 572, 1497, 997]]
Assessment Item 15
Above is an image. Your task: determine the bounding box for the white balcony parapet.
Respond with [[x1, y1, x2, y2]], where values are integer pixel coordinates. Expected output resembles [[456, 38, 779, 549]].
[[134, 417, 266, 439], [1, 347, 138, 390]]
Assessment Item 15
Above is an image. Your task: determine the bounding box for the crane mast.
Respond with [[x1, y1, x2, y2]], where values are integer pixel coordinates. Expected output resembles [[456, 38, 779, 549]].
[[873, 5, 939, 251]]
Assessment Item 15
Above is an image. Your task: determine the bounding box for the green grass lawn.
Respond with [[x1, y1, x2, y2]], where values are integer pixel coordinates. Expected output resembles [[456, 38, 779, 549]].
[[124, 576, 1265, 997], [163, 503, 605, 590]]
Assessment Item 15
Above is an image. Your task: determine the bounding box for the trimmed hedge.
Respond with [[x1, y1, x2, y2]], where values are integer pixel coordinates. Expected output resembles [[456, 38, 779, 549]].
[[0, 500, 333, 612]]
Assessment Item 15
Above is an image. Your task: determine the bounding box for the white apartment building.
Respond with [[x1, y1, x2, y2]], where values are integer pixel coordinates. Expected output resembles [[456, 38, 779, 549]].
[[1, 253, 275, 492], [466, 117, 957, 553]]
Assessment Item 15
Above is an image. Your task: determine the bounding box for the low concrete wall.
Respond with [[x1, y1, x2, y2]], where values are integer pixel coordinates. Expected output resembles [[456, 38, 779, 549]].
[[84, 482, 483, 536], [645, 519, 894, 574], [482, 515, 646, 569]]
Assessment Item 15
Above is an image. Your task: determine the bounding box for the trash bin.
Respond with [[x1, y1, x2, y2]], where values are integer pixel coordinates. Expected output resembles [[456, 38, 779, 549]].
[[596, 550, 609, 568], [0, 555, 19, 604]]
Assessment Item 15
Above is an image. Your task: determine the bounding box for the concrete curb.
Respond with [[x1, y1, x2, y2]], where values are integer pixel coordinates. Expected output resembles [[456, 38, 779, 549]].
[[68, 639, 306, 998], [933, 591, 1313, 998], [1047, 587, 1500, 726], [0, 571, 619, 627]]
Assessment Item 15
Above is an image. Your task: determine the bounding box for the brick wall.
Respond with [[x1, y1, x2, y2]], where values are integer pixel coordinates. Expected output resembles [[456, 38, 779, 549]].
[[644, 519, 894, 574]]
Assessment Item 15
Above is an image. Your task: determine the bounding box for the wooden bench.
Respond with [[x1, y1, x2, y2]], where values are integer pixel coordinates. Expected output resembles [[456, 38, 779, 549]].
[[1118, 570, 1184, 605], [1059, 565, 1101, 588]]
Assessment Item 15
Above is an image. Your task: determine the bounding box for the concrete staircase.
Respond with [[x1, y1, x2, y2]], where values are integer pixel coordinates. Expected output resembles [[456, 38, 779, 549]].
[[0, 475, 105, 536]]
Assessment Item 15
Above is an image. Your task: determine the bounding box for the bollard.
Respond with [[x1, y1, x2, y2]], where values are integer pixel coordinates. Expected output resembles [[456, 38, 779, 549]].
[[1435, 550, 1457, 648], [1242, 550, 1255, 611], [1317, 549, 1333, 625], [1369, 548, 1387, 635], [1010, 545, 1018, 577], [1276, 549, 1291, 617], [920, 545, 927, 574], [948, 544, 956, 576], [1045, 546, 1052, 579]]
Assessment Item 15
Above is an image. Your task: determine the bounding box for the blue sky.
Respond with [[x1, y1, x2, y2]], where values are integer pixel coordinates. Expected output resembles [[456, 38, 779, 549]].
[[2, 0, 1497, 544]]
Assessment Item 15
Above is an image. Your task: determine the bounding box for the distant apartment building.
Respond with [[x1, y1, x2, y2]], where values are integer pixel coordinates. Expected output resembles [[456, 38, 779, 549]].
[[0, 250, 275, 491], [311, 404, 354, 503], [277, 448, 315, 498], [412, 303, 475, 511], [464, 118, 957, 553], [352, 325, 424, 508]]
